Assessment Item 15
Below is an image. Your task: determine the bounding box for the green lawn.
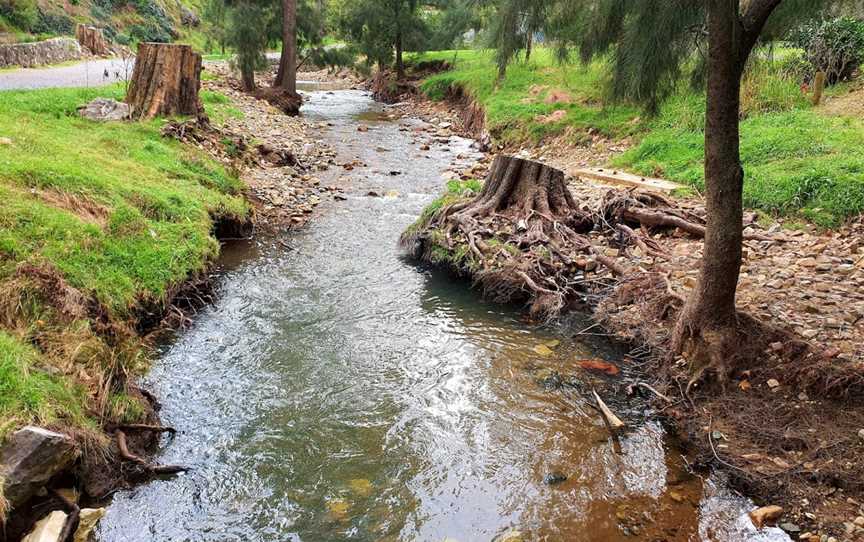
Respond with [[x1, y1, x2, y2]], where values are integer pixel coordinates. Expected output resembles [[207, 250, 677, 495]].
[[413, 48, 864, 227], [0, 85, 248, 439]]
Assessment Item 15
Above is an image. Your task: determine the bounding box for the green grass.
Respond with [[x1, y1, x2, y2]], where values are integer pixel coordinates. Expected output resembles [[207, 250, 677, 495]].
[[413, 47, 864, 226], [0, 331, 89, 439], [615, 110, 864, 227], [0, 84, 249, 439], [415, 49, 641, 144], [0, 85, 247, 314]]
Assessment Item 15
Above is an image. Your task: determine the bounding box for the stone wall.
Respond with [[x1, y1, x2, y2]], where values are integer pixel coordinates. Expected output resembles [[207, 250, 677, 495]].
[[0, 37, 82, 69]]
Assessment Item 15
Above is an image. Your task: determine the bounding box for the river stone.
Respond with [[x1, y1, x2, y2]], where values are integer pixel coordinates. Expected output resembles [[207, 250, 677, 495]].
[[78, 98, 131, 122], [74, 508, 107, 542], [0, 426, 78, 510], [22, 510, 67, 542]]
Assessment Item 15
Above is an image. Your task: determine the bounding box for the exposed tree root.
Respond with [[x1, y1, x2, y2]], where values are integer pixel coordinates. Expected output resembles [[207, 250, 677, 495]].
[[50, 488, 80, 542], [402, 155, 625, 321], [252, 86, 302, 115], [602, 189, 783, 242], [116, 430, 188, 475]]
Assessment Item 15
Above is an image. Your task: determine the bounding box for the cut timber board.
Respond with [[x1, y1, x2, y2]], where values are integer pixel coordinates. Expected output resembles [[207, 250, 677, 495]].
[[573, 167, 680, 193]]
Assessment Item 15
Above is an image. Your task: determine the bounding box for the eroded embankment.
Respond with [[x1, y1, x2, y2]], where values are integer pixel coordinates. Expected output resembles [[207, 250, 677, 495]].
[[401, 153, 864, 539], [0, 75, 338, 539]]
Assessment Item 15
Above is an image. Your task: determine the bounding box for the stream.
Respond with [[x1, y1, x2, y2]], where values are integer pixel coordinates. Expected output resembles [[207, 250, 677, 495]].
[[95, 87, 789, 541]]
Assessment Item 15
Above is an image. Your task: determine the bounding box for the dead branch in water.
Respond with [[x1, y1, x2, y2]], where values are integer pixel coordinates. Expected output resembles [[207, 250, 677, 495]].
[[116, 430, 189, 475]]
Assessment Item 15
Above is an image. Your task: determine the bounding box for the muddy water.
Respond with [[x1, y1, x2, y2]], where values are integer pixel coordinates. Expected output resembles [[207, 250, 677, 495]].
[[96, 89, 788, 541]]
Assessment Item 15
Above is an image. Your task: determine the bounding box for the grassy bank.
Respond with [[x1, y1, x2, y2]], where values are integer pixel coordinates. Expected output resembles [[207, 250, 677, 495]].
[[414, 49, 864, 226], [0, 85, 247, 441]]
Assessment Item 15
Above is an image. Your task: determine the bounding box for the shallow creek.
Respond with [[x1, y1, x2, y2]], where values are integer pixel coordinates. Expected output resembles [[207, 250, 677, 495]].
[[96, 88, 789, 541]]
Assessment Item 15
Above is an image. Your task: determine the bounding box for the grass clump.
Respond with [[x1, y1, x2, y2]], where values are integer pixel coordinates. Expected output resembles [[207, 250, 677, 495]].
[[0, 331, 89, 440], [0, 84, 249, 438]]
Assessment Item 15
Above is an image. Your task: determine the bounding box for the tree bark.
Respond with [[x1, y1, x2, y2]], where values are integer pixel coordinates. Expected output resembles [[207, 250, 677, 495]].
[[274, 0, 298, 94], [125, 43, 204, 120], [525, 31, 533, 62], [672, 0, 781, 384], [75, 24, 109, 55], [395, 27, 405, 79]]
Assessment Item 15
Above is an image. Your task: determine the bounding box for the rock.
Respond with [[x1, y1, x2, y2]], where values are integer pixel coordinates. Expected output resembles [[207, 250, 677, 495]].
[[577, 359, 620, 376], [22, 510, 68, 542], [78, 98, 131, 122], [493, 530, 524, 542], [74, 508, 107, 542], [779, 522, 801, 533], [543, 472, 567, 485], [533, 344, 554, 356], [749, 505, 784, 529], [855, 516, 864, 527], [767, 378, 780, 388], [357, 125, 369, 132], [180, 5, 200, 27], [858, 428, 864, 441], [0, 426, 78, 510], [0, 137, 11, 145]]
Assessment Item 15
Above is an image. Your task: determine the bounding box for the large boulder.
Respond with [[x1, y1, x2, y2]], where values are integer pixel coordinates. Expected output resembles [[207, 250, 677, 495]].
[[21, 510, 67, 542], [0, 427, 78, 512], [74, 508, 106, 542]]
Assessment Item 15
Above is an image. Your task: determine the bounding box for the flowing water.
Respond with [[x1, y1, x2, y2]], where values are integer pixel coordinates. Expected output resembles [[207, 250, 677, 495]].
[[96, 88, 789, 541]]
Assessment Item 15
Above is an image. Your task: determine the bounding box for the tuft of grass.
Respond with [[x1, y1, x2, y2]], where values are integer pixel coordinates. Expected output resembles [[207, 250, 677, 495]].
[[0, 331, 89, 441]]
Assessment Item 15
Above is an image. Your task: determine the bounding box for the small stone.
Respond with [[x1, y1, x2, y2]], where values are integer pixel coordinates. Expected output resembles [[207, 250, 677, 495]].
[[0, 136, 12, 145], [855, 516, 864, 527], [533, 344, 554, 357], [543, 472, 567, 485], [749, 505, 783, 529], [779, 522, 800, 533], [767, 378, 780, 388], [858, 429, 864, 441], [357, 125, 369, 132]]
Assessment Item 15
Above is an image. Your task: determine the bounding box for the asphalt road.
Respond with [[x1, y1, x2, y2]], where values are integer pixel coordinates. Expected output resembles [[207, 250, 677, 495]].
[[0, 57, 133, 90]]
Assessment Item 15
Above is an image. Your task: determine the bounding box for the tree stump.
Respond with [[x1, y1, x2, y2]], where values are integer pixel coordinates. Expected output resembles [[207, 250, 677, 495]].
[[454, 155, 590, 227], [125, 43, 204, 120], [75, 24, 109, 56]]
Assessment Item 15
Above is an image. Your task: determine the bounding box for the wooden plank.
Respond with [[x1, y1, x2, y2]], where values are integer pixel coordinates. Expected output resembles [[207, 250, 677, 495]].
[[573, 167, 681, 192]]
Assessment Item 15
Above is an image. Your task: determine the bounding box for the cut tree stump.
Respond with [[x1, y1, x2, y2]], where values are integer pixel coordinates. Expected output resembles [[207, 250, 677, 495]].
[[75, 24, 109, 55], [126, 43, 204, 121]]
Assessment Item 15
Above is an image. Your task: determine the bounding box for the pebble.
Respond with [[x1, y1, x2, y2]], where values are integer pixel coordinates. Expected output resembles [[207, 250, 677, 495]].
[[858, 429, 864, 441]]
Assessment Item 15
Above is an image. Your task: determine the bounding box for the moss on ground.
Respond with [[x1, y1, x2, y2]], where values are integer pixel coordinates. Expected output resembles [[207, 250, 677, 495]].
[[0, 84, 248, 440]]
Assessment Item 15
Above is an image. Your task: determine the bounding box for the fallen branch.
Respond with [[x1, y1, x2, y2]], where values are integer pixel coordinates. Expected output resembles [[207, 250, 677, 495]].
[[627, 382, 673, 404], [116, 430, 189, 475], [117, 423, 177, 434], [592, 389, 625, 431]]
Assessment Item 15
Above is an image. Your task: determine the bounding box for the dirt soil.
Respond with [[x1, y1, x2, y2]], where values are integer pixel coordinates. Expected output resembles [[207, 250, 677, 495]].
[[405, 82, 864, 541]]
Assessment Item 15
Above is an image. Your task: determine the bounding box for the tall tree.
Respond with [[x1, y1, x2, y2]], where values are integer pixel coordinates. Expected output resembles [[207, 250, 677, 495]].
[[274, 0, 299, 94], [491, 0, 835, 382]]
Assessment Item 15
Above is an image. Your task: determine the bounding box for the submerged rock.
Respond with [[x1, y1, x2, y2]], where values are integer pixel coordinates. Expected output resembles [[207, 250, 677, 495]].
[[0, 426, 78, 511], [74, 508, 107, 542]]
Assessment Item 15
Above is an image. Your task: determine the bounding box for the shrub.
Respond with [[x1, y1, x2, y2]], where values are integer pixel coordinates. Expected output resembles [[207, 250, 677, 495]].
[[789, 17, 864, 84], [32, 11, 74, 35], [0, 0, 38, 31]]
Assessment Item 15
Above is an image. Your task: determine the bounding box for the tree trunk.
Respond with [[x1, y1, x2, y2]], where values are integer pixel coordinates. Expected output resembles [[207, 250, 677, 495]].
[[75, 24, 109, 55], [525, 32, 533, 62], [125, 43, 204, 120], [274, 0, 298, 94], [457, 155, 585, 222], [671, 0, 747, 384], [240, 66, 256, 91], [395, 28, 405, 79]]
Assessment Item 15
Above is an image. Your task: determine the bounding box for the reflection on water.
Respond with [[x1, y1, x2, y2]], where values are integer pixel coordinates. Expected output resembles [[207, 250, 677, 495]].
[[96, 88, 789, 541]]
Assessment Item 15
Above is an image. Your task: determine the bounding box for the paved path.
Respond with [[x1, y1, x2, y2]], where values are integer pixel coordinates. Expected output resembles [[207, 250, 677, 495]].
[[0, 57, 132, 90]]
